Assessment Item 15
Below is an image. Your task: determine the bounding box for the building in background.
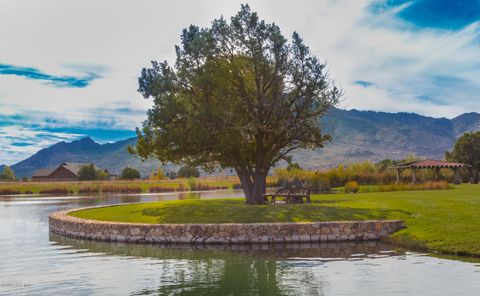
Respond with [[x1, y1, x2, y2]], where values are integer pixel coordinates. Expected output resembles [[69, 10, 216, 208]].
[[32, 162, 110, 181]]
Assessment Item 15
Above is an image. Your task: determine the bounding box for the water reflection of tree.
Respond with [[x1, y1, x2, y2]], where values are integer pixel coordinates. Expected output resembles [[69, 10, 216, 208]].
[[133, 258, 290, 296], [50, 234, 402, 296]]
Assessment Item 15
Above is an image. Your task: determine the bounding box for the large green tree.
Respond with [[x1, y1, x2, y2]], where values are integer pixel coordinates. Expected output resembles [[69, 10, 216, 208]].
[[133, 5, 341, 204], [446, 131, 480, 183]]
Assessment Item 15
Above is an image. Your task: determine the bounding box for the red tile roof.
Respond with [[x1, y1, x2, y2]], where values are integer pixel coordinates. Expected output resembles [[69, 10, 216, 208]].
[[391, 159, 469, 169]]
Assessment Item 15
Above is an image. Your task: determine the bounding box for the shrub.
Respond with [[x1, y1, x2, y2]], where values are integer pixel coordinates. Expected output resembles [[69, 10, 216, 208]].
[[307, 173, 331, 192], [150, 167, 166, 180], [274, 168, 331, 192], [148, 186, 176, 193], [195, 184, 228, 191], [344, 181, 360, 193], [0, 189, 20, 195], [286, 162, 302, 171], [177, 166, 200, 178], [187, 178, 198, 190], [416, 181, 451, 191], [0, 166, 16, 180], [78, 187, 100, 194], [273, 158, 458, 190], [78, 165, 99, 181], [39, 188, 71, 195], [375, 181, 451, 192], [233, 181, 277, 190], [120, 167, 141, 180], [186, 179, 227, 191], [266, 181, 278, 188], [96, 169, 109, 181], [78, 164, 108, 181], [100, 186, 142, 193], [166, 171, 177, 179]]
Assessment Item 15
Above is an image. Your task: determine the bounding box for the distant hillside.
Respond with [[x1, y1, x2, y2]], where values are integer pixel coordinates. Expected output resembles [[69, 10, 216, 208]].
[[294, 109, 480, 169], [7, 109, 480, 177], [10, 137, 168, 178], [451, 112, 480, 137]]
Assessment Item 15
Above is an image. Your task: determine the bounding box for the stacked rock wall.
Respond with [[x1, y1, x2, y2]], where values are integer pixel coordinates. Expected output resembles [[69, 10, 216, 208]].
[[49, 208, 405, 244]]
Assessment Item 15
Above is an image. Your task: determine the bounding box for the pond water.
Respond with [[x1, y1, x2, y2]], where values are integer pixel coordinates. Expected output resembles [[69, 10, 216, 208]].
[[1, 190, 480, 295]]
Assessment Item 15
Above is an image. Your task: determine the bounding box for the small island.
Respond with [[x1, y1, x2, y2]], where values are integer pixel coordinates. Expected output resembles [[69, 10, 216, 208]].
[[48, 184, 480, 257]]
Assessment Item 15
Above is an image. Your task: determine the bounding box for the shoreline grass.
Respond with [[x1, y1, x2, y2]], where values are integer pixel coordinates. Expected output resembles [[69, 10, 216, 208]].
[[70, 184, 480, 257], [0, 176, 247, 195]]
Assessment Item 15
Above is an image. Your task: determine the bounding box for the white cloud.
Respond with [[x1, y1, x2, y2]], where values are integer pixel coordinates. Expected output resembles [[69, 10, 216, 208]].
[[0, 125, 84, 164], [0, 0, 479, 163], [0, 0, 478, 122]]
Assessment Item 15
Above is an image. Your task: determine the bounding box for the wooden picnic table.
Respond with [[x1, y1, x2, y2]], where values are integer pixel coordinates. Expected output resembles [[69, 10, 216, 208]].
[[264, 187, 311, 204]]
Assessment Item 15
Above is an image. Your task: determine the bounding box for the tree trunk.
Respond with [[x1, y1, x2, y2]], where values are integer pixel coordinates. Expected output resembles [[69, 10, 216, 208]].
[[237, 168, 253, 203], [236, 168, 267, 204], [470, 167, 479, 184], [250, 171, 267, 204]]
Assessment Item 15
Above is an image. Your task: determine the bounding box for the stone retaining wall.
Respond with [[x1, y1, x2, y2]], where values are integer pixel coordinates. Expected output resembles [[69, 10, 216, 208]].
[[49, 208, 405, 244]]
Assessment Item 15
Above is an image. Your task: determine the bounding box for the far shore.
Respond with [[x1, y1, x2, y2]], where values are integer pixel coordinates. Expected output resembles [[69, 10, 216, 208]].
[[0, 176, 248, 195]]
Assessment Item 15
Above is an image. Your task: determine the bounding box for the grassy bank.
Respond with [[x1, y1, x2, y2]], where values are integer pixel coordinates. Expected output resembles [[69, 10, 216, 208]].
[[0, 177, 243, 195], [70, 184, 480, 257]]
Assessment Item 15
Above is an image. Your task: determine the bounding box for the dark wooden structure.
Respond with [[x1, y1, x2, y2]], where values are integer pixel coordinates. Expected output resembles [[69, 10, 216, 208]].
[[32, 168, 55, 180], [390, 159, 469, 184], [32, 162, 109, 181], [264, 187, 311, 204]]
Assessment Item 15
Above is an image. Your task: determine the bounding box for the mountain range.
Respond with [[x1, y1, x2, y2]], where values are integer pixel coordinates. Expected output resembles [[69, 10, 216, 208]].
[[2, 137, 166, 179], [296, 109, 480, 169], [3, 109, 480, 178]]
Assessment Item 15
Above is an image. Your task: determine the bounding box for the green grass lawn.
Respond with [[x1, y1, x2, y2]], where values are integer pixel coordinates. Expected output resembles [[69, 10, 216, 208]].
[[70, 184, 480, 257]]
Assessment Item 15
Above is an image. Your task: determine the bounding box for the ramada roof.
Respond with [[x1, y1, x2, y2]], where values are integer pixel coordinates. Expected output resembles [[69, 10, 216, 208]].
[[391, 159, 469, 169]]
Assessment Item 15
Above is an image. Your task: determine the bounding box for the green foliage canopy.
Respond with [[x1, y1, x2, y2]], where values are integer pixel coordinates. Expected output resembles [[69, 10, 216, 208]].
[[166, 171, 177, 179], [286, 163, 303, 171], [120, 167, 141, 180], [0, 166, 15, 180], [177, 166, 200, 178], [133, 5, 341, 203], [78, 164, 107, 181], [446, 131, 480, 183]]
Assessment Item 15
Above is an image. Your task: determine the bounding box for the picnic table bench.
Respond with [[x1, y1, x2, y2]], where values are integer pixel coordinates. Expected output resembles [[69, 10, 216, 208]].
[[264, 187, 311, 204]]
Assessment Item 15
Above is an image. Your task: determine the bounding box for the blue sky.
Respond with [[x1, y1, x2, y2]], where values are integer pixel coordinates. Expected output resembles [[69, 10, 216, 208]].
[[0, 64, 101, 88], [1, 0, 479, 164]]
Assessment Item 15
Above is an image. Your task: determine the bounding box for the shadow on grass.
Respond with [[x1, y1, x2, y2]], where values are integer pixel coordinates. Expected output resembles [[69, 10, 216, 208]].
[[140, 202, 411, 224]]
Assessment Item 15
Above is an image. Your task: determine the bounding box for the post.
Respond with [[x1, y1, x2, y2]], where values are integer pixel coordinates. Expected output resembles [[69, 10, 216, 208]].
[[454, 167, 461, 185], [412, 168, 417, 184], [396, 168, 401, 184]]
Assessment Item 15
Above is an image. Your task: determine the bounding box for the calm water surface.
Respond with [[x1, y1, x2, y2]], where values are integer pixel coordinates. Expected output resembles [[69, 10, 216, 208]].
[[1, 190, 479, 295]]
